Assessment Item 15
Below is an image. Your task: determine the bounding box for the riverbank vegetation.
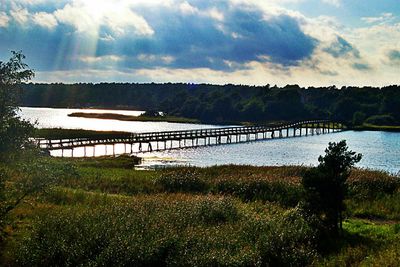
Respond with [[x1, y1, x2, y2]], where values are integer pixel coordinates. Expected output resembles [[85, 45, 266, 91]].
[[21, 83, 400, 127], [1, 156, 400, 266], [34, 128, 131, 140], [68, 111, 200, 124]]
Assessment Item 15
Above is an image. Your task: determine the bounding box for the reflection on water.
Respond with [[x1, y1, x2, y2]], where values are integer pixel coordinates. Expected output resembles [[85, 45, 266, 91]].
[[20, 107, 400, 173], [137, 131, 400, 174], [19, 107, 225, 132]]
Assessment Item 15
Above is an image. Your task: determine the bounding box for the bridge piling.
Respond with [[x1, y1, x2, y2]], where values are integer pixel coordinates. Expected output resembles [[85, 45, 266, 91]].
[[37, 120, 343, 157]]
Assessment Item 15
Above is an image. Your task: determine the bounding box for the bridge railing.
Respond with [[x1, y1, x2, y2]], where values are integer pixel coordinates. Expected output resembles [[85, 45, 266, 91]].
[[36, 119, 335, 149]]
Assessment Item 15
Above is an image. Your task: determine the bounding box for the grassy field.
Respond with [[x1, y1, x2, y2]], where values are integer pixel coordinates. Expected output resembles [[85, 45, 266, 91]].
[[68, 112, 200, 124], [1, 156, 399, 266]]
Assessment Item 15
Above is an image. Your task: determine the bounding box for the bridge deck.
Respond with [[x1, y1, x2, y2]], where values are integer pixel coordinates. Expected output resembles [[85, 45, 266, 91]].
[[36, 120, 343, 156]]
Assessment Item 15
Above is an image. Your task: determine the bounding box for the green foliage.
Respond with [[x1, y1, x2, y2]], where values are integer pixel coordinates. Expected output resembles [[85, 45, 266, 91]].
[[352, 111, 366, 126], [1, 157, 400, 266], [12, 195, 317, 266], [256, 208, 317, 266], [318, 219, 400, 266], [65, 166, 158, 195], [347, 169, 400, 199], [214, 178, 302, 207], [302, 140, 362, 236], [155, 168, 208, 193], [0, 51, 35, 159], [20, 83, 400, 125], [34, 128, 131, 140], [196, 196, 239, 224], [0, 154, 79, 241]]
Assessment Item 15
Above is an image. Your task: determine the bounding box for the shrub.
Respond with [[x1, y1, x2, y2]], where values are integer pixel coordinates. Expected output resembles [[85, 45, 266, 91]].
[[196, 196, 239, 224], [347, 169, 400, 199], [302, 140, 362, 235], [214, 178, 302, 207], [257, 207, 317, 266], [12, 195, 318, 266], [155, 168, 208, 193]]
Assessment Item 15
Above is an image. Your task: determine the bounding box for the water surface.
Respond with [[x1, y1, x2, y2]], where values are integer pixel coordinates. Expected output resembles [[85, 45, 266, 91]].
[[20, 107, 400, 173]]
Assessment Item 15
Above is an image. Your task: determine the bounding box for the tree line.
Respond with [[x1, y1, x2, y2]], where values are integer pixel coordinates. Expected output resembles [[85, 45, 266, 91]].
[[20, 82, 400, 126]]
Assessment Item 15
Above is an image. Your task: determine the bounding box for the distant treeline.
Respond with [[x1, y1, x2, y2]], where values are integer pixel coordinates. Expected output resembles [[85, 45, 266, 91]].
[[20, 83, 400, 125]]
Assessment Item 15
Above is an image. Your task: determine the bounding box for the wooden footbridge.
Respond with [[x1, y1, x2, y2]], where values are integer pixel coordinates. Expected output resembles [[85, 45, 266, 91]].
[[36, 120, 344, 157]]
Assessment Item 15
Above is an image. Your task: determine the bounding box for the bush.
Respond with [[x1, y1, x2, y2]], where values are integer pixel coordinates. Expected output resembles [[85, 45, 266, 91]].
[[347, 169, 400, 199], [302, 140, 362, 235], [256, 207, 317, 266], [12, 195, 317, 266], [155, 168, 208, 193], [214, 178, 302, 207], [196, 196, 239, 224]]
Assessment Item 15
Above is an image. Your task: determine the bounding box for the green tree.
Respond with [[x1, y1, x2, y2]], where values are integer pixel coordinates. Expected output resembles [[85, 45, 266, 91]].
[[0, 52, 76, 243], [302, 140, 362, 236], [352, 111, 366, 126], [0, 51, 35, 159]]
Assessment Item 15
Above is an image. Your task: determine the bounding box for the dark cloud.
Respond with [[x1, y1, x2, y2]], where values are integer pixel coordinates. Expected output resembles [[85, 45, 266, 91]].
[[387, 50, 400, 62], [352, 63, 371, 71], [100, 3, 317, 71], [324, 36, 360, 58], [0, 1, 318, 72]]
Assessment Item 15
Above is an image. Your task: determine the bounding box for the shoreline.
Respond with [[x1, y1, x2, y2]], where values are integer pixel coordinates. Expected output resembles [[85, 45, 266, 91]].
[[68, 112, 200, 124]]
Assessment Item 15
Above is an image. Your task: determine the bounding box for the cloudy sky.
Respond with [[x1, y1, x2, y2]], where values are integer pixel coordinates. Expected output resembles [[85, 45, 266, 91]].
[[0, 0, 399, 86]]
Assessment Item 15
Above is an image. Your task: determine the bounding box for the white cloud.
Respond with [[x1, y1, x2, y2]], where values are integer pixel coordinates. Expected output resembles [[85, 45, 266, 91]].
[[179, 1, 198, 15], [208, 8, 224, 21], [54, 1, 154, 36], [361, 13, 394, 24], [137, 54, 175, 64], [10, 7, 30, 25], [104, 8, 154, 36], [33, 12, 58, 29], [79, 55, 124, 64], [0, 12, 10, 28]]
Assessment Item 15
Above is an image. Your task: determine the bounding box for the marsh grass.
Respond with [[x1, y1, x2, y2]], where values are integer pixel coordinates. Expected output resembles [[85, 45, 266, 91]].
[[11, 194, 317, 266], [34, 128, 131, 139], [2, 156, 400, 266]]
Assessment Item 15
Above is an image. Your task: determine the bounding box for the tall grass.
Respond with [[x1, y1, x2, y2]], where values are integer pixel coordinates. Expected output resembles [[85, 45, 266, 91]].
[[12, 194, 317, 266], [3, 157, 400, 266]]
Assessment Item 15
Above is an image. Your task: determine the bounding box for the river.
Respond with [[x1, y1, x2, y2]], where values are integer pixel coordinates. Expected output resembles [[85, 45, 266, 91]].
[[20, 107, 400, 174]]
